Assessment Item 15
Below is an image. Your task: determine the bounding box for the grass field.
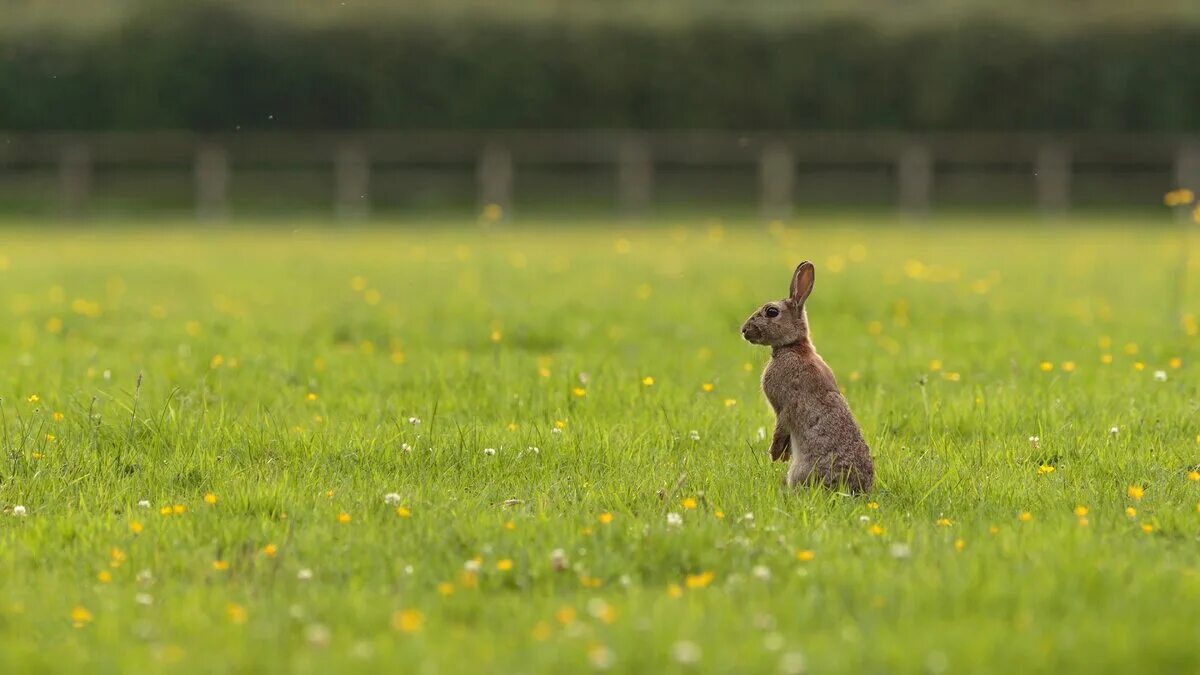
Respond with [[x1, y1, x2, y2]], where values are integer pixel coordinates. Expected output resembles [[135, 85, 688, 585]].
[[1, 214, 1198, 673]]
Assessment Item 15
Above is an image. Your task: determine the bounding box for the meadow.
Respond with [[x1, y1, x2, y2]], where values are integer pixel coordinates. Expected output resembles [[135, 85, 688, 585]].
[[0, 213, 1198, 673]]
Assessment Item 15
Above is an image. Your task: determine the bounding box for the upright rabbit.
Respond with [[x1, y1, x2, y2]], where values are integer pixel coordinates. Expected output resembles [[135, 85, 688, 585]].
[[741, 262, 874, 493]]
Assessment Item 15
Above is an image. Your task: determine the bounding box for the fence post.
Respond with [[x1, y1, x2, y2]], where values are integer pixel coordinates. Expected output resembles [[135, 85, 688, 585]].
[[195, 143, 229, 221], [59, 143, 91, 217], [335, 142, 370, 221], [478, 142, 513, 220], [1035, 142, 1071, 215], [617, 136, 652, 217], [1175, 143, 1200, 222], [759, 141, 794, 220], [898, 143, 933, 218]]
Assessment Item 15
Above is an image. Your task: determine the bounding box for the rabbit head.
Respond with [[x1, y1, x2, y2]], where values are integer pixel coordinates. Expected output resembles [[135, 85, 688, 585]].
[[741, 262, 815, 348]]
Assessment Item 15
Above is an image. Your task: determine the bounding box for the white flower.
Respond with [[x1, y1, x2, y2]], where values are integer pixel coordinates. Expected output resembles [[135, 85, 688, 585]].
[[526, 446, 540, 455], [401, 443, 412, 453], [752, 565, 772, 581], [464, 559, 482, 573], [757, 427, 767, 441], [889, 543, 911, 559], [1109, 426, 1119, 436], [666, 512, 683, 527], [579, 372, 590, 384], [741, 512, 755, 522], [619, 574, 632, 587], [407, 417, 421, 425], [688, 430, 700, 441], [858, 515, 870, 524], [138, 500, 151, 509], [587, 598, 612, 620], [135, 593, 154, 606], [383, 493, 402, 506], [763, 633, 785, 652], [305, 623, 331, 647], [297, 568, 313, 581], [136, 569, 154, 583], [1154, 370, 1168, 382], [779, 651, 807, 675], [12, 505, 26, 517], [671, 640, 702, 666], [403, 565, 414, 575], [1028, 436, 1040, 449], [588, 645, 615, 670], [483, 448, 496, 456], [551, 548, 569, 571]]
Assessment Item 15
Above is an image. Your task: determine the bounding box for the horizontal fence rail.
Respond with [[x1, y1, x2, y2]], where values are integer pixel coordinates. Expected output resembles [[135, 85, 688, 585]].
[[0, 131, 1197, 219]]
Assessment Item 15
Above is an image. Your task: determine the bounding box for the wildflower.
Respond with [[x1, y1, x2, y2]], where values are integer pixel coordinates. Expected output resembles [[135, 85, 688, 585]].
[[298, 568, 313, 581], [929, 359, 942, 372], [437, 582, 455, 596], [688, 430, 700, 441], [489, 329, 502, 342], [866, 502, 879, 510], [70, 606, 93, 627], [135, 593, 153, 606], [988, 526, 1000, 535], [859, 515, 870, 524], [795, 549, 815, 562], [464, 558, 482, 573], [213, 560, 229, 571], [1154, 370, 1167, 382], [572, 387, 587, 398], [1110, 426, 1119, 436], [1164, 188, 1195, 206], [496, 559, 514, 571], [1127, 485, 1144, 501], [752, 565, 772, 581], [263, 544, 278, 557], [227, 603, 248, 624], [868, 524, 884, 536], [1018, 512, 1033, 522], [1141, 523, 1154, 534], [1126, 506, 1137, 518], [337, 513, 351, 524], [525, 446, 539, 455], [172, 504, 185, 515], [1078, 517, 1089, 527], [204, 493, 217, 505], [392, 609, 424, 633], [723, 399, 737, 407], [554, 606, 577, 625], [701, 383, 714, 393], [1037, 465, 1055, 476], [685, 571, 715, 588], [407, 417, 421, 425], [935, 518, 952, 527], [667, 583, 684, 598], [598, 512, 614, 524], [1039, 362, 1053, 372], [714, 510, 724, 519], [666, 513, 683, 527], [401, 443, 412, 453], [1188, 471, 1200, 481], [396, 506, 411, 518], [642, 376, 654, 387], [589, 644, 616, 670], [1061, 361, 1076, 373], [12, 505, 26, 517], [45, 434, 55, 442], [483, 448, 496, 456], [942, 372, 961, 382], [889, 543, 911, 559], [159, 506, 172, 516], [681, 497, 698, 510], [1028, 436, 1040, 449], [52, 411, 64, 422], [1134, 362, 1145, 371], [757, 427, 766, 440], [27, 394, 39, 403], [130, 521, 143, 534], [383, 493, 402, 506], [97, 570, 111, 583], [1125, 343, 1139, 355], [306, 392, 317, 402], [1100, 354, 1113, 364], [551, 549, 569, 571], [110, 548, 127, 567], [671, 640, 702, 665], [1073, 505, 1088, 517], [138, 500, 150, 509], [538, 367, 551, 377]]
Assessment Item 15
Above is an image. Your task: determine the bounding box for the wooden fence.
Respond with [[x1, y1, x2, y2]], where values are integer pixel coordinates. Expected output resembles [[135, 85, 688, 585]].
[[1, 131, 1198, 218]]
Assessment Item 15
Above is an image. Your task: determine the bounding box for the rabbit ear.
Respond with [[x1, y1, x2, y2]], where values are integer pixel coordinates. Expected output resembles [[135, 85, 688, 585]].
[[789, 261, 815, 305]]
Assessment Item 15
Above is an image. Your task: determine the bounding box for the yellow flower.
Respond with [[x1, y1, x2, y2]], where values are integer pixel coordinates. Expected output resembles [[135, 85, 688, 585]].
[[1100, 354, 1113, 365], [598, 512, 614, 524], [482, 203, 504, 221], [537, 367, 551, 378], [953, 539, 966, 552], [701, 383, 714, 393], [667, 584, 684, 598], [988, 525, 1000, 535], [437, 582, 455, 596], [1127, 485, 1144, 501], [1039, 362, 1053, 372], [713, 510, 724, 519], [130, 521, 143, 534], [45, 434, 55, 442], [209, 354, 224, 369], [742, 362, 753, 372], [172, 504, 185, 516], [97, 570, 111, 583], [723, 398, 737, 407], [70, 606, 93, 627], [306, 392, 318, 402], [1124, 343, 1139, 355], [530, 621, 552, 641], [262, 543, 277, 557], [1073, 505, 1088, 517], [1170, 357, 1183, 369], [204, 493, 217, 505], [1141, 523, 1154, 534], [554, 420, 566, 430], [1037, 465, 1055, 476], [685, 571, 715, 588], [52, 411, 64, 422], [554, 606, 577, 625], [159, 506, 172, 516], [213, 560, 229, 571], [868, 524, 884, 536], [1061, 361, 1076, 373], [866, 502, 879, 510], [942, 372, 961, 382], [1077, 517, 1089, 527], [46, 317, 63, 334], [27, 394, 39, 404], [579, 526, 593, 536], [935, 518, 952, 527], [572, 387, 587, 398], [1164, 188, 1195, 206], [681, 497, 698, 510], [393, 609, 424, 633], [1125, 506, 1137, 519], [929, 359, 942, 372], [337, 512, 351, 524], [506, 422, 517, 432], [1018, 512, 1033, 522], [496, 559, 514, 571], [795, 549, 815, 562], [1187, 471, 1200, 482], [489, 329, 503, 343], [642, 376, 654, 387], [396, 506, 412, 518], [1134, 362, 1145, 371]]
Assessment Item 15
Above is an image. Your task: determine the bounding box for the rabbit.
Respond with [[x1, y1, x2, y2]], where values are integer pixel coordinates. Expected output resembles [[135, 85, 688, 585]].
[[741, 261, 874, 493]]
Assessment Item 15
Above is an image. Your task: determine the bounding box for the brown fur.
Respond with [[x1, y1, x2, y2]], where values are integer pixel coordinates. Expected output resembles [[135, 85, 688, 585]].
[[741, 262, 874, 493]]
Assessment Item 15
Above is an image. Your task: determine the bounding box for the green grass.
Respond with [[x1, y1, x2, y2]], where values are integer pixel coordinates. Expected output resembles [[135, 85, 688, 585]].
[[1, 214, 1199, 673]]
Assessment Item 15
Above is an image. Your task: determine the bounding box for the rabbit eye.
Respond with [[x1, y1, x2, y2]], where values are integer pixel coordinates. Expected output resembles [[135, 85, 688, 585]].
[[765, 306, 780, 318]]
